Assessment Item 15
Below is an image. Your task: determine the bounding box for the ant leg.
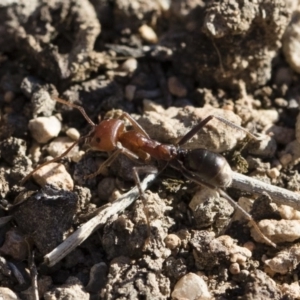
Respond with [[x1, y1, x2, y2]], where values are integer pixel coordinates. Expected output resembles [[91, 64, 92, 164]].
[[132, 165, 158, 245], [21, 139, 82, 185], [84, 147, 140, 179], [178, 115, 259, 146], [180, 166, 276, 248], [52, 96, 96, 126], [119, 112, 150, 139], [218, 189, 276, 248]]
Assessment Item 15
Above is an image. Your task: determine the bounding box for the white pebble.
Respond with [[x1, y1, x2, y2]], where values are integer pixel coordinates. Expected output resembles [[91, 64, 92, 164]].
[[28, 116, 61, 144], [164, 234, 181, 250], [120, 58, 138, 73], [139, 24, 158, 44], [32, 162, 74, 190], [267, 168, 280, 179], [172, 273, 211, 300], [278, 205, 300, 220], [0, 287, 20, 300], [229, 262, 240, 274], [66, 128, 80, 141]]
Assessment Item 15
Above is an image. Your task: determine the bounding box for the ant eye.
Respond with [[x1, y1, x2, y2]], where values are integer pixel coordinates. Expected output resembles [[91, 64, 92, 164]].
[[95, 137, 101, 143]]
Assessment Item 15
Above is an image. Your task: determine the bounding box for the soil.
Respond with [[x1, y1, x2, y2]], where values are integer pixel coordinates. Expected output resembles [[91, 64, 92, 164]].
[[0, 0, 300, 299]]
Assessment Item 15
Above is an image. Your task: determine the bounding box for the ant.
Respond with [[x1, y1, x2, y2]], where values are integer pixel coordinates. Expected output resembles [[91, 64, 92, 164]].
[[21, 96, 276, 248]]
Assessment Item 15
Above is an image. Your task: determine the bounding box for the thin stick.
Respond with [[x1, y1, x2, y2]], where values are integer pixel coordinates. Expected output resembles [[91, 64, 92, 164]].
[[44, 173, 157, 267], [29, 251, 39, 300], [231, 171, 300, 210]]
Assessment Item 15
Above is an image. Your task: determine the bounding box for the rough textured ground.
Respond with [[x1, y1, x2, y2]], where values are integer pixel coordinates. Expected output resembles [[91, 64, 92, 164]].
[[1, 0, 300, 299]]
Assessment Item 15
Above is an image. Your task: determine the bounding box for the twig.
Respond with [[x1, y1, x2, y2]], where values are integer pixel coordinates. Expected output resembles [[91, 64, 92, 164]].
[[231, 171, 300, 210], [44, 173, 157, 267], [29, 251, 39, 300]]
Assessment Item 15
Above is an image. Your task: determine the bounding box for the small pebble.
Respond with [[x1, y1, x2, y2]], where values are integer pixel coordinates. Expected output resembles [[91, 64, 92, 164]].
[[66, 128, 80, 141], [120, 58, 138, 73], [4, 91, 15, 103], [168, 76, 187, 98], [32, 162, 74, 190], [0, 228, 28, 260], [71, 150, 85, 163], [139, 24, 158, 44], [229, 262, 240, 275], [278, 205, 300, 220], [164, 234, 181, 250], [125, 85, 137, 101], [279, 153, 293, 166], [28, 116, 61, 144], [267, 167, 280, 179], [0, 287, 20, 300], [171, 272, 211, 300], [274, 98, 288, 107], [243, 241, 255, 252]]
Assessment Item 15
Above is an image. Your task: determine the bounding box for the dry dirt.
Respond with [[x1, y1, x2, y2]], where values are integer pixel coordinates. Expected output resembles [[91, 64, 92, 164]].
[[0, 0, 300, 299]]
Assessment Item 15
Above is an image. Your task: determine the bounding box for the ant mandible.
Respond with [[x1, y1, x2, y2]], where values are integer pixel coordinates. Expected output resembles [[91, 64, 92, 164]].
[[21, 96, 276, 248]]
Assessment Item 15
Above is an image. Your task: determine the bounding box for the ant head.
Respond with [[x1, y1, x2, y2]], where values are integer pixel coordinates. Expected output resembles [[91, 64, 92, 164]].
[[88, 119, 125, 152]]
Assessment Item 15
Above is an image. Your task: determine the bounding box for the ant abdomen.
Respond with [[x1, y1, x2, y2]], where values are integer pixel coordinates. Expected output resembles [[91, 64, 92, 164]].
[[182, 149, 232, 188]]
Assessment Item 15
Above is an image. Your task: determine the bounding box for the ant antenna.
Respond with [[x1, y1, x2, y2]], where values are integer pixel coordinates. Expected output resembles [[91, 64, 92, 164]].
[[52, 96, 96, 127]]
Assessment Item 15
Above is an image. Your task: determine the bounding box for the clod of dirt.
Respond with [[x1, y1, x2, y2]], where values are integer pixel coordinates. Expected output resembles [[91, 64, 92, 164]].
[[20, 76, 57, 117], [164, 257, 187, 280], [28, 116, 62, 144], [1, 0, 102, 83], [246, 135, 277, 158], [251, 219, 300, 244], [243, 270, 281, 299], [265, 125, 295, 146], [101, 256, 170, 299], [264, 244, 300, 275], [44, 276, 89, 300], [138, 103, 246, 152], [189, 187, 234, 234], [0, 137, 32, 183], [171, 272, 211, 300], [163, 0, 291, 89], [0, 228, 28, 261], [32, 162, 74, 190], [191, 232, 252, 272], [280, 282, 300, 299], [12, 186, 78, 254], [85, 262, 108, 293], [102, 191, 172, 259], [46, 137, 79, 159]]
